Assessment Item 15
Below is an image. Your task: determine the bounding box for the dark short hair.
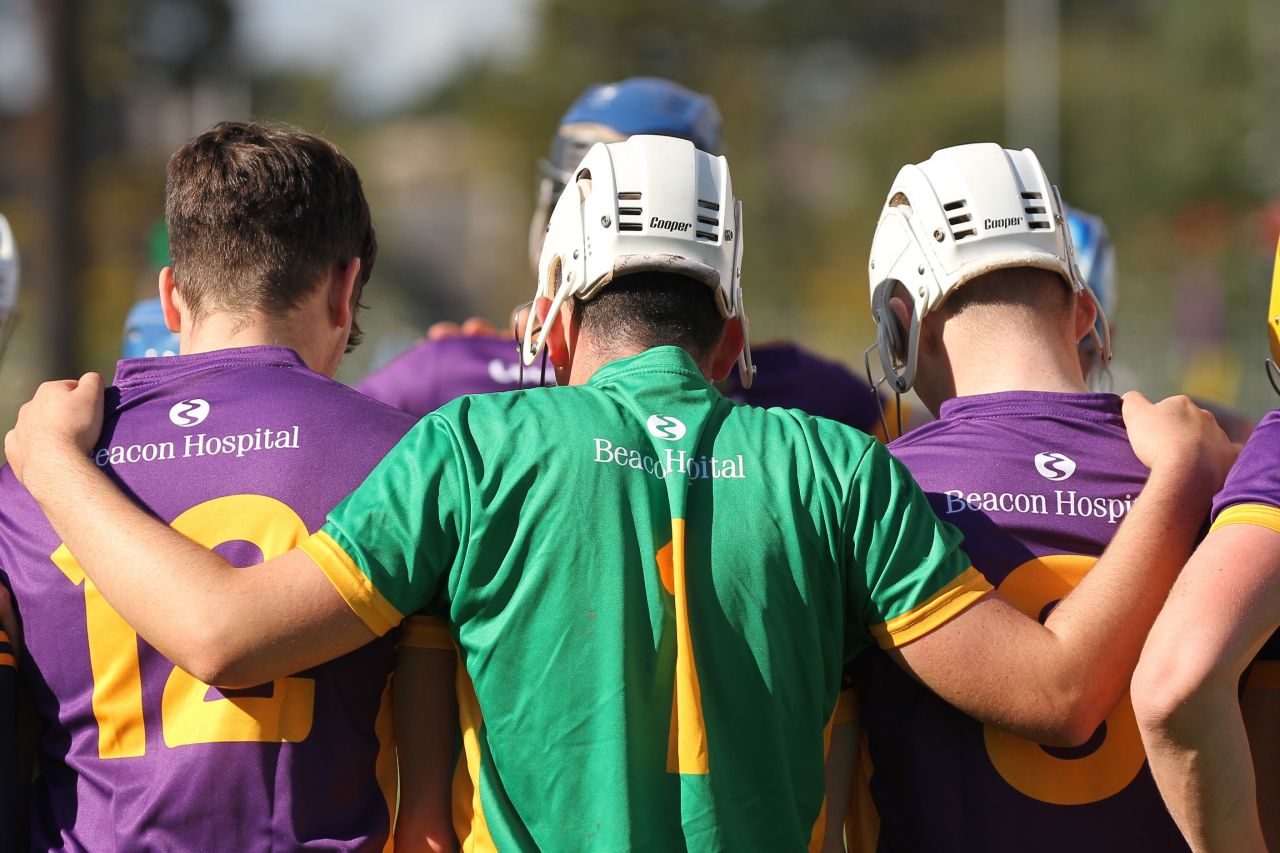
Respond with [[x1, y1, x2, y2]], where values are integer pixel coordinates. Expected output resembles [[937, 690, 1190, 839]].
[[165, 121, 377, 349], [574, 272, 726, 361], [938, 266, 1072, 319]]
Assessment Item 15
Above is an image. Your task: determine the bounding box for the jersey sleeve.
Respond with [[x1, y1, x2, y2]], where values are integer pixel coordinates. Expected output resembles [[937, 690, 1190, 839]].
[[299, 413, 468, 636], [846, 441, 992, 651], [1211, 410, 1280, 534]]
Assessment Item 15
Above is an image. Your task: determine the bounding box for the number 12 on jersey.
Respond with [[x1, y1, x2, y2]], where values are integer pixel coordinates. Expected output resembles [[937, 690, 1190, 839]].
[[52, 494, 316, 759]]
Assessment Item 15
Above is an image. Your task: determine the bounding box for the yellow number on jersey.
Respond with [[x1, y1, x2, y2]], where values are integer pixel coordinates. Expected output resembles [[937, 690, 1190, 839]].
[[656, 518, 709, 774], [982, 555, 1146, 804], [53, 494, 317, 758]]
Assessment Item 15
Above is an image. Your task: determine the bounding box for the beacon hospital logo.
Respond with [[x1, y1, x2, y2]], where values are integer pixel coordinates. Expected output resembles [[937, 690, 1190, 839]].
[[168, 399, 210, 428], [646, 414, 687, 441], [1034, 451, 1076, 482]]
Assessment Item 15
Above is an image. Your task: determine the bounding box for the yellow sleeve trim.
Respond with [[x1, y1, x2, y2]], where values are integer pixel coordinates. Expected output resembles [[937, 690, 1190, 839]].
[[1247, 661, 1280, 691], [1211, 503, 1280, 535], [400, 614, 454, 650], [299, 529, 404, 636], [870, 567, 993, 649], [833, 688, 860, 725], [0, 653, 15, 669]]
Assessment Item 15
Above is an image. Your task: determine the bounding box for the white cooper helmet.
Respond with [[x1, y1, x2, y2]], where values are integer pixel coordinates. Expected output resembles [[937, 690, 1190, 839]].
[[867, 142, 1111, 394], [521, 134, 753, 387], [0, 214, 18, 361]]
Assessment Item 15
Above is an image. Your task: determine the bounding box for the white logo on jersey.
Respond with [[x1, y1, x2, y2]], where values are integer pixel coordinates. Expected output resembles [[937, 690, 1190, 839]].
[[1034, 451, 1077, 481], [169, 399, 210, 427], [487, 359, 522, 385], [646, 414, 687, 441]]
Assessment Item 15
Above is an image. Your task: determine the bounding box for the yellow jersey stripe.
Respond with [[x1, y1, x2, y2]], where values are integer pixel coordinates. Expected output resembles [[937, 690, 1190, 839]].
[[401, 614, 454, 650], [870, 567, 993, 649], [1210, 503, 1280, 535], [299, 530, 404, 636]]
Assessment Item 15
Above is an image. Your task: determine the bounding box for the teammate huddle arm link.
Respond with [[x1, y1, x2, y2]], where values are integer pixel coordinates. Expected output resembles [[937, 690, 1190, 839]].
[[890, 391, 1236, 745], [4, 374, 379, 688]]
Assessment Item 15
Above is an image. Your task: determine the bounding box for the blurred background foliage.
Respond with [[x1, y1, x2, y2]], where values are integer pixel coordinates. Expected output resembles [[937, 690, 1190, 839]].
[[1, 0, 1278, 426]]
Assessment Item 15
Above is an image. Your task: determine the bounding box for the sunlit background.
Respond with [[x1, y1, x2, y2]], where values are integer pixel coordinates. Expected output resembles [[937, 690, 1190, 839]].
[[1, 0, 1278, 426]]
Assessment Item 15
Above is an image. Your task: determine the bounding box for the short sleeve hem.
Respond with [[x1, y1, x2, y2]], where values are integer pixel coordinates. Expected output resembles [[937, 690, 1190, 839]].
[[870, 567, 992, 649], [300, 529, 404, 636], [400, 614, 454, 650], [1210, 503, 1280, 535]]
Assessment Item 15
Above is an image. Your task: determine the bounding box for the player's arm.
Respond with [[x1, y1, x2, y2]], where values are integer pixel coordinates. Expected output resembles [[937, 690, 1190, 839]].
[[4, 375, 384, 687], [1129, 520, 1280, 853], [879, 392, 1235, 746], [821, 692, 859, 853], [394, 617, 459, 853]]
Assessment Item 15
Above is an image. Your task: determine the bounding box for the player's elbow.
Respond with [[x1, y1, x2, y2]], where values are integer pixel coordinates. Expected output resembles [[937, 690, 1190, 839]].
[[1131, 646, 1227, 741], [1010, 677, 1110, 747], [168, 614, 262, 688]]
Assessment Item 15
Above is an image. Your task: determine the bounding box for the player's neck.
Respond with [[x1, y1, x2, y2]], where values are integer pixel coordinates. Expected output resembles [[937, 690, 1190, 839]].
[[179, 313, 342, 378], [947, 336, 1088, 399]]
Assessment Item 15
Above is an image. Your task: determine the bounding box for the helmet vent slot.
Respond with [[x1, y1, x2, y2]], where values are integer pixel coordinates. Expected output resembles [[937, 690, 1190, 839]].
[[696, 231, 717, 241], [698, 198, 721, 212], [617, 191, 645, 231], [1021, 191, 1042, 200], [944, 199, 975, 240], [697, 215, 719, 226]]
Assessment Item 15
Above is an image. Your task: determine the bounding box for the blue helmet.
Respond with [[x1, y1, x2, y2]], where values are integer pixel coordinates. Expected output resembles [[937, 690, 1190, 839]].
[[531, 78, 722, 265], [1066, 206, 1116, 344], [122, 297, 179, 359]]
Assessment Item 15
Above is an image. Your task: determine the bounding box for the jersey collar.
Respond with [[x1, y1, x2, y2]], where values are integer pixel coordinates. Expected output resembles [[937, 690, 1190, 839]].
[[112, 345, 310, 390], [586, 345, 709, 388]]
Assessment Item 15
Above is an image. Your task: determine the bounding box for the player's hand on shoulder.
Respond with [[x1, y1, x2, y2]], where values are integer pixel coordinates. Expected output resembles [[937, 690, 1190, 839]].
[[4, 372, 105, 489], [1121, 390, 1237, 488]]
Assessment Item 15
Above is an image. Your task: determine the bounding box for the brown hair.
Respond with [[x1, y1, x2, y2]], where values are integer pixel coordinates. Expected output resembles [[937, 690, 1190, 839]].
[[165, 121, 377, 349], [937, 267, 1072, 320]]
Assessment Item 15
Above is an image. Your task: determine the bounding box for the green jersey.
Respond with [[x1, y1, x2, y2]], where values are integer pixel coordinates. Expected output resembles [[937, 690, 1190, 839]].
[[302, 347, 986, 851]]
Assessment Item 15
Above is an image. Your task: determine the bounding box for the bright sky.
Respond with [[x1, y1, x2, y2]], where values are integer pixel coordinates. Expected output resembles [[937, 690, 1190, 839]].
[[233, 0, 537, 113]]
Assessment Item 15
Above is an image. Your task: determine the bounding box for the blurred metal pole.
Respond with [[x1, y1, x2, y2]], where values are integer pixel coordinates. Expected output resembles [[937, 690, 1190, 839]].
[[1005, 0, 1061, 180], [41, 0, 83, 377]]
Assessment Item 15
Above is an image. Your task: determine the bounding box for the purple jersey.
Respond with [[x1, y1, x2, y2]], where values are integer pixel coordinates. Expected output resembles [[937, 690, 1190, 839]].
[[723, 342, 883, 434], [1210, 408, 1280, 665], [850, 391, 1187, 852], [357, 335, 553, 416], [0, 346, 417, 852]]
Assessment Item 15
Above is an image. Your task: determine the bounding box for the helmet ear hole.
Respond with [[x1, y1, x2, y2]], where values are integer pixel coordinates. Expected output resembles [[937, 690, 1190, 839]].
[[872, 282, 908, 364], [575, 168, 593, 201], [546, 255, 563, 299]]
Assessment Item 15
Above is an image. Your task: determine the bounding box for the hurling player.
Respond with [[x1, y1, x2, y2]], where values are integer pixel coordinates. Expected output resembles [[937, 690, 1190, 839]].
[[6, 135, 1234, 851], [839, 146, 1222, 851], [1132, 236, 1280, 853], [0, 123, 422, 850]]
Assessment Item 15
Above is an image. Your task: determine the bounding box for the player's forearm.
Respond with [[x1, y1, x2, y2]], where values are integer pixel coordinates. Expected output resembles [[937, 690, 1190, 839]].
[[1135, 678, 1265, 853], [25, 450, 247, 678], [1037, 462, 1209, 735]]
